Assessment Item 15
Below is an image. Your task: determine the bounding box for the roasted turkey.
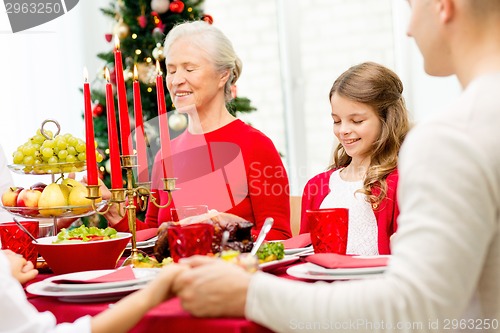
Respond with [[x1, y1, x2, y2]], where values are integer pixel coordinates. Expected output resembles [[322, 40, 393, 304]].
[[153, 212, 254, 262]]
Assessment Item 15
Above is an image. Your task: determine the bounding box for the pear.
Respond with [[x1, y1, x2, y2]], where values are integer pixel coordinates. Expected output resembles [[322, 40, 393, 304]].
[[59, 184, 71, 201], [38, 183, 68, 217], [68, 183, 101, 214], [61, 178, 83, 190]]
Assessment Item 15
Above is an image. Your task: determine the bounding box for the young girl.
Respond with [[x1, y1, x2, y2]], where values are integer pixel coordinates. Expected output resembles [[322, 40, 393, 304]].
[[300, 62, 410, 255]]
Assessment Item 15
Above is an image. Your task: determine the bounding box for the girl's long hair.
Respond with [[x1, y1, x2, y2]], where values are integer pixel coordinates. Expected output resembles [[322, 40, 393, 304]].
[[329, 62, 410, 205]]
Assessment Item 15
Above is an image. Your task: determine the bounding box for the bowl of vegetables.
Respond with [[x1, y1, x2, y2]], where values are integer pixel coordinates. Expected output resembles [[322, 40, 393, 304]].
[[34, 225, 132, 274]]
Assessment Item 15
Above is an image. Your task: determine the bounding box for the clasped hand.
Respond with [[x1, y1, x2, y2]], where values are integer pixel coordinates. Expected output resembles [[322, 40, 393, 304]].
[[3, 249, 38, 284]]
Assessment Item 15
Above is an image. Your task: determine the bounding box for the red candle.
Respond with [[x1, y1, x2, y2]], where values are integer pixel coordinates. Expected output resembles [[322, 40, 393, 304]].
[[83, 68, 98, 186], [114, 37, 132, 156], [133, 65, 149, 183], [155, 61, 174, 178], [104, 67, 123, 189]]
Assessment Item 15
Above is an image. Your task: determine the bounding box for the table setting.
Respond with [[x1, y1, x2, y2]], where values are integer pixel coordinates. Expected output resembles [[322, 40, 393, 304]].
[[21, 216, 285, 333], [3, 202, 392, 333], [0, 38, 388, 333]]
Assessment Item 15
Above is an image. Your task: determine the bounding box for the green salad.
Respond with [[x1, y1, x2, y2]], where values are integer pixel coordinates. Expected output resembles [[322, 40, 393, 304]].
[[53, 225, 118, 244], [256, 241, 285, 263]]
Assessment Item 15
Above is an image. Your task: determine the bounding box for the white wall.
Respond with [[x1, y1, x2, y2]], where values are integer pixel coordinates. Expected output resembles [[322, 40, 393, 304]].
[[205, 0, 395, 194], [205, 0, 462, 194], [0, 0, 108, 187], [391, 0, 461, 122]]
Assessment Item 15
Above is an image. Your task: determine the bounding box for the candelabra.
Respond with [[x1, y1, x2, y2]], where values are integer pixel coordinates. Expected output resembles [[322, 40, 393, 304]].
[[86, 154, 176, 266]]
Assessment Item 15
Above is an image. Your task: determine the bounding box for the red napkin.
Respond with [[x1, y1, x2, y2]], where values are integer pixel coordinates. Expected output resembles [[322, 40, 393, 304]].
[[135, 228, 158, 242], [306, 253, 389, 269], [282, 233, 311, 249], [51, 266, 136, 284]]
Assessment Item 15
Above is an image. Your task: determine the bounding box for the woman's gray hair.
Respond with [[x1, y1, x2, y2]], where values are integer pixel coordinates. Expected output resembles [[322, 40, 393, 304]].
[[164, 20, 242, 102]]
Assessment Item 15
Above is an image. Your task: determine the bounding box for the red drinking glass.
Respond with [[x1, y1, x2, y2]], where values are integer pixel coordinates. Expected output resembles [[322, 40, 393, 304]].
[[306, 208, 349, 254], [0, 221, 39, 266], [167, 223, 214, 263]]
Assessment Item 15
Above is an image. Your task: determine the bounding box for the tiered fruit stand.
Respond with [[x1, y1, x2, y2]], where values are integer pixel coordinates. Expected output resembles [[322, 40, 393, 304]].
[[1, 120, 106, 235]]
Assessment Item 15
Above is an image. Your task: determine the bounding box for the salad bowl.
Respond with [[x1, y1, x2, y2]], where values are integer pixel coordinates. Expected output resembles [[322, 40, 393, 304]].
[[35, 231, 132, 274]]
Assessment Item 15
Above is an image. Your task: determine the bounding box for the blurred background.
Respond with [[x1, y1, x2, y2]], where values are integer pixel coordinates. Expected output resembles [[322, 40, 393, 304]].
[[0, 0, 460, 194]]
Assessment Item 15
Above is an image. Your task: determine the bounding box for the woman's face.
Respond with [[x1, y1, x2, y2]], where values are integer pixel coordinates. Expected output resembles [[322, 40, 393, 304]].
[[165, 38, 227, 111], [330, 92, 382, 162]]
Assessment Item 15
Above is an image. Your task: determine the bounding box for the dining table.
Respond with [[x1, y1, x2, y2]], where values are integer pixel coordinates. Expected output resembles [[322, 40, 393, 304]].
[[25, 258, 297, 333]]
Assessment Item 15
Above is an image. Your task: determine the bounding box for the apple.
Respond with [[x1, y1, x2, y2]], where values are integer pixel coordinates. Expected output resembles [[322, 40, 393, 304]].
[[16, 188, 42, 215], [1, 187, 24, 207], [31, 182, 47, 192]]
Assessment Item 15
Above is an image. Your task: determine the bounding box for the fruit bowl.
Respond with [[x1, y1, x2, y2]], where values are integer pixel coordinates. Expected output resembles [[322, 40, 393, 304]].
[[35, 232, 132, 274], [0, 201, 108, 219], [8, 161, 86, 175]]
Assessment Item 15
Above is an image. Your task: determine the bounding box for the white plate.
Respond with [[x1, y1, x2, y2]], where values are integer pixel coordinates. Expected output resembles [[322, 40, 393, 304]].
[[41, 268, 159, 291], [259, 255, 299, 272], [284, 246, 313, 256], [28, 268, 158, 296], [306, 262, 386, 275], [27, 282, 142, 303], [125, 236, 158, 250], [287, 263, 385, 281], [268, 240, 313, 256]]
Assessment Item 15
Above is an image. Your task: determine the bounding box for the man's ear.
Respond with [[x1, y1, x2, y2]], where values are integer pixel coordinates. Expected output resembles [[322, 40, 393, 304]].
[[437, 0, 455, 23]]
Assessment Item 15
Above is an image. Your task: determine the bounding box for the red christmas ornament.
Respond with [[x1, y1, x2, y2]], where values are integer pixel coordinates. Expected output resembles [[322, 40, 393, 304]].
[[105, 33, 113, 43], [152, 11, 164, 29], [202, 14, 213, 25], [137, 15, 147, 28], [92, 103, 104, 117], [169, 0, 184, 13]]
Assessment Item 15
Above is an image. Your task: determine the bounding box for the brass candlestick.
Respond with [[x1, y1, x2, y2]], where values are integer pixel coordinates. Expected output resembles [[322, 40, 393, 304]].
[[86, 154, 177, 267]]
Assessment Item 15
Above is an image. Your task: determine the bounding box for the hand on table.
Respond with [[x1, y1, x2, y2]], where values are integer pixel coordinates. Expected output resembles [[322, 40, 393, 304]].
[[3, 249, 38, 284], [173, 255, 251, 317], [158, 211, 246, 233], [140, 263, 190, 306], [91, 263, 189, 333]]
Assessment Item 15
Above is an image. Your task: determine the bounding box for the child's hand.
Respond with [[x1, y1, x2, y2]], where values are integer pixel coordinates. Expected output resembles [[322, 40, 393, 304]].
[[3, 250, 38, 284]]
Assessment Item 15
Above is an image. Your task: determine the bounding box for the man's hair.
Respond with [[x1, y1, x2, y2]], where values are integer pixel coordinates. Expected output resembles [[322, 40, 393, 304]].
[[465, 0, 500, 18]]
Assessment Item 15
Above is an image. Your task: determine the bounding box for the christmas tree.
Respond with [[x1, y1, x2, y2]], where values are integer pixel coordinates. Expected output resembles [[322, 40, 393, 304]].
[[89, 0, 256, 190]]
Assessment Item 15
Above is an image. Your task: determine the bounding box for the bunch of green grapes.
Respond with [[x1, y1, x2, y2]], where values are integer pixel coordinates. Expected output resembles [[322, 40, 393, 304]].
[[12, 129, 103, 173]]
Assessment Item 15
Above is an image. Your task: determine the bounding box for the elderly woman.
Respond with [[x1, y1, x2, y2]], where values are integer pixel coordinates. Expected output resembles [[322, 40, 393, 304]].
[[107, 21, 291, 240]]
